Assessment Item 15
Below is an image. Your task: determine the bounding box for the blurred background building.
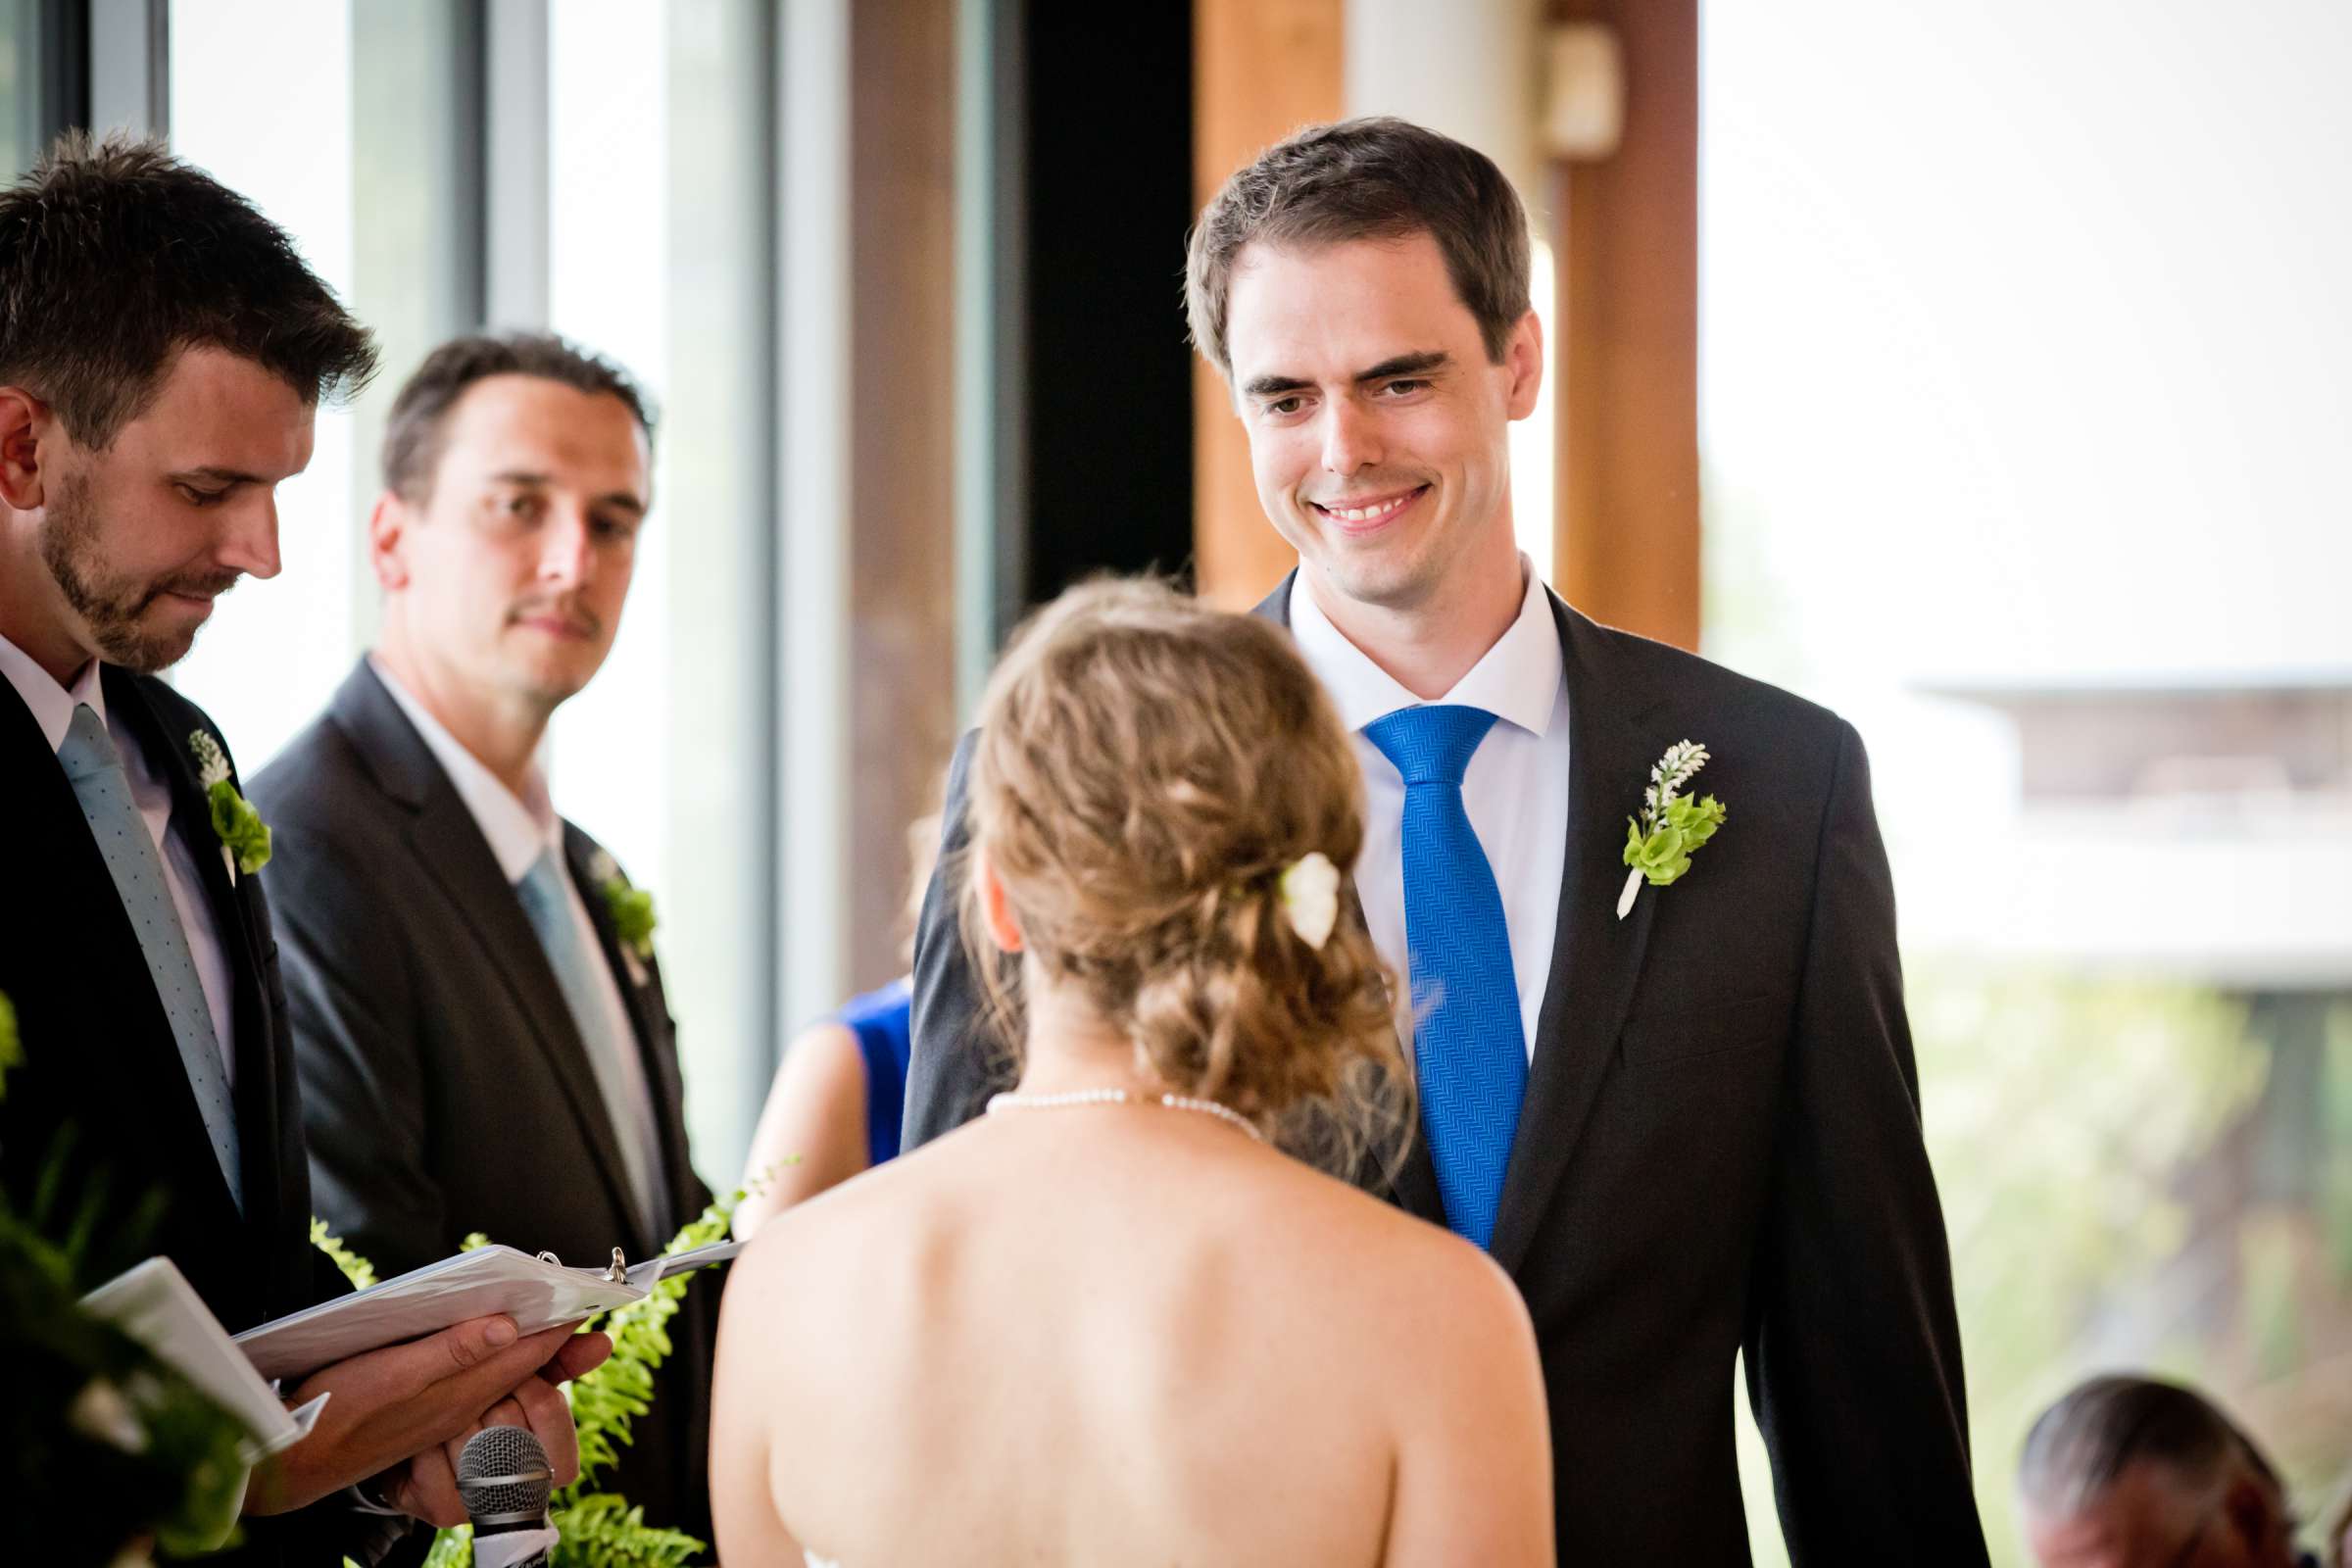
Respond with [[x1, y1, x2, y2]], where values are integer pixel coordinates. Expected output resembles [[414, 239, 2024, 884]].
[[5, 1, 2345, 1559]]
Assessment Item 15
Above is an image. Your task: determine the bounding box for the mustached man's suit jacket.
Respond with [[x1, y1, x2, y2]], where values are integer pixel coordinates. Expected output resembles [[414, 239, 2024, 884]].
[[249, 660, 718, 1546]]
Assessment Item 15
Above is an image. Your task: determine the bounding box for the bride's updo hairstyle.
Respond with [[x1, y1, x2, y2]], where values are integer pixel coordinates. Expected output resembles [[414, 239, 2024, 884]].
[[960, 578, 1407, 1156]]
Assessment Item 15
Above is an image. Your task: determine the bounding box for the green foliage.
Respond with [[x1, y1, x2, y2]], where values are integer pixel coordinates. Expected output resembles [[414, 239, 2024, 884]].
[[1623, 794, 1728, 887], [0, 989, 20, 1087], [318, 1193, 746, 1567], [3, 993, 256, 1563], [548, 1494, 705, 1568], [1625, 740, 1726, 888], [310, 1218, 378, 1291], [205, 779, 273, 876], [564, 1192, 739, 1497], [603, 880, 659, 959]]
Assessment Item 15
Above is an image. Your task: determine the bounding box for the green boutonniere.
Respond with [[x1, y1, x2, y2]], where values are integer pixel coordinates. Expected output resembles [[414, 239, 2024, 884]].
[[1618, 739, 1726, 920], [588, 848, 658, 968], [188, 730, 270, 880]]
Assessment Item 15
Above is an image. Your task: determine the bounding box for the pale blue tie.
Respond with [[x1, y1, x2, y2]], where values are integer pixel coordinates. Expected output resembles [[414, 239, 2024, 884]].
[[1363, 704, 1528, 1250], [514, 849, 663, 1236], [58, 703, 242, 1212]]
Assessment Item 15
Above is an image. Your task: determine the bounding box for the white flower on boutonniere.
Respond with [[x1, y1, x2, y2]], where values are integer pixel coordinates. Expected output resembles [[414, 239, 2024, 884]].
[[1617, 740, 1727, 921], [188, 730, 270, 884], [587, 847, 658, 985], [1278, 851, 1341, 951]]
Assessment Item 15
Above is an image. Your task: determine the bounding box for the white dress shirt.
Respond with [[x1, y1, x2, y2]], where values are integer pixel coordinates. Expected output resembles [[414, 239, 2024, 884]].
[[368, 657, 663, 1187], [1, 631, 239, 1081], [1288, 560, 1572, 1057]]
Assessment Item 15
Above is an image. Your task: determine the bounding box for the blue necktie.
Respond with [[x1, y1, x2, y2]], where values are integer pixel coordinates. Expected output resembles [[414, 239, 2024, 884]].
[[514, 850, 665, 1237], [1363, 705, 1527, 1250], [58, 704, 242, 1212]]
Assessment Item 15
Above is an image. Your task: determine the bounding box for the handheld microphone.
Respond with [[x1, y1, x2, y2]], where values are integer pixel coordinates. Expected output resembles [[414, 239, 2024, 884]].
[[457, 1425, 558, 1568]]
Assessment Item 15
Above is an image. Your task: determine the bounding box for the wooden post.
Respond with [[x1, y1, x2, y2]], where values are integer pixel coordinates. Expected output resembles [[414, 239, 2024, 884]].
[[848, 0, 959, 986], [1550, 0, 1700, 650], [1190, 0, 1345, 609]]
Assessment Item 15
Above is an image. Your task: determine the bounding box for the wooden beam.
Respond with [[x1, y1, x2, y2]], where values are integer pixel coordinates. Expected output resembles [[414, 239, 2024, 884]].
[[1551, 0, 1700, 650], [1191, 0, 1345, 610], [849, 0, 959, 988]]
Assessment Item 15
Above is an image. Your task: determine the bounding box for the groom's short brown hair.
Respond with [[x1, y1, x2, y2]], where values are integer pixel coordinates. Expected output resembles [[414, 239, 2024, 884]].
[[1183, 116, 1533, 382]]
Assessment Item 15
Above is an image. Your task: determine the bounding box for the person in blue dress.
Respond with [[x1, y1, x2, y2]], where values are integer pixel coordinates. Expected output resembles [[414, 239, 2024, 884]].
[[734, 821, 933, 1235]]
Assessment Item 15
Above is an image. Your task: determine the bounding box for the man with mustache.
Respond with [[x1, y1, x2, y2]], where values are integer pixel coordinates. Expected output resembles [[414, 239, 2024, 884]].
[[250, 334, 718, 1543]]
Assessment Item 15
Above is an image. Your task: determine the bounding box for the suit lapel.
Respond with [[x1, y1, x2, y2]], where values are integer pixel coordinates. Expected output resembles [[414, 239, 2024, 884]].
[[328, 662, 654, 1254], [1487, 599, 1666, 1276], [564, 824, 689, 1231]]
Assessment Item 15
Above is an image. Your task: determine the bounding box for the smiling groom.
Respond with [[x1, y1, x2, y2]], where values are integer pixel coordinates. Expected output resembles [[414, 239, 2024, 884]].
[[904, 118, 1986, 1560]]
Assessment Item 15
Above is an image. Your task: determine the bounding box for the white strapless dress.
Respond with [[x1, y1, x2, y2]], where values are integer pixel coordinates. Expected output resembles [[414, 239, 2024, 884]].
[[806, 1555, 842, 1568]]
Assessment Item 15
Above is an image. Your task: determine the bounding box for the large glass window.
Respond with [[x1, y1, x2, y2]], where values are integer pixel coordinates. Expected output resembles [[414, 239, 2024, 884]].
[[168, 0, 363, 767], [156, 1, 778, 1182], [1, 0, 40, 178], [1703, 2, 2352, 1559]]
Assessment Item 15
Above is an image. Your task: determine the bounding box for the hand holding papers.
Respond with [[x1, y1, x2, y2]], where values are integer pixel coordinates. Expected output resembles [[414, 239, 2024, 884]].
[[84, 1247, 621, 1526]]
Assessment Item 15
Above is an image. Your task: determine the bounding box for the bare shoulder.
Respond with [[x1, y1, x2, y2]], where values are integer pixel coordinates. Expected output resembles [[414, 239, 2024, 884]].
[[1257, 1156, 1532, 1342], [773, 1019, 866, 1101]]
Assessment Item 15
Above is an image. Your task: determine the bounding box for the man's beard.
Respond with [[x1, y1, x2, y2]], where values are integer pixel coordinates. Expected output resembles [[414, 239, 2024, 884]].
[[38, 475, 240, 672]]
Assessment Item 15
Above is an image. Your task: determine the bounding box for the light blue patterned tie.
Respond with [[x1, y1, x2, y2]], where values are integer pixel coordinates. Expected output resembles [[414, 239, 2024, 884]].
[[514, 849, 663, 1235], [1363, 705, 1527, 1250], [58, 704, 242, 1212]]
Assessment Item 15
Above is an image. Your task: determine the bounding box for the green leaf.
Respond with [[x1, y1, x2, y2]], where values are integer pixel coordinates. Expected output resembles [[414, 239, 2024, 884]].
[[603, 882, 658, 958], [309, 1218, 377, 1291]]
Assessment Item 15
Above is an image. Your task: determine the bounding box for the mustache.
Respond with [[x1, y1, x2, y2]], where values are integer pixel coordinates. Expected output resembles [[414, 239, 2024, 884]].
[[133, 568, 244, 612], [507, 596, 601, 638]]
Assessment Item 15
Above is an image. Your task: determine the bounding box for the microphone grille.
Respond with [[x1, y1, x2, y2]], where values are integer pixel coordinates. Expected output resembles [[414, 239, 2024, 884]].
[[457, 1425, 554, 1520]]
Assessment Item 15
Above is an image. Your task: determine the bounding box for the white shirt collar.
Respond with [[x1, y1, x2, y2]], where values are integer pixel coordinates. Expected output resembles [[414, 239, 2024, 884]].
[[368, 654, 563, 885], [0, 629, 106, 754], [1288, 556, 1565, 740]]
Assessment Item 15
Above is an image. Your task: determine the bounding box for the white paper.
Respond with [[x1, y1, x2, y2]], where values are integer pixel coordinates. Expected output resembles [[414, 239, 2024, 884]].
[[234, 1245, 648, 1386], [81, 1257, 306, 1459]]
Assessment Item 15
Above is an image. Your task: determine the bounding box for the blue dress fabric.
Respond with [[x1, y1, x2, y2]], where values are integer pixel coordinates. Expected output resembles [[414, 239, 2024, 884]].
[[835, 975, 914, 1166]]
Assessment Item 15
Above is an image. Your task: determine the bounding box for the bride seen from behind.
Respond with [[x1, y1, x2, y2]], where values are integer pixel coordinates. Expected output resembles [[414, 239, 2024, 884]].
[[710, 579, 1553, 1566]]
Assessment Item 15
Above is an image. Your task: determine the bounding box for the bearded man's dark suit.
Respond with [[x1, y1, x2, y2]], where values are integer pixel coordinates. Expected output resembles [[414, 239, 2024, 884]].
[[247, 660, 717, 1545], [901, 578, 1989, 1563], [0, 666, 412, 1566]]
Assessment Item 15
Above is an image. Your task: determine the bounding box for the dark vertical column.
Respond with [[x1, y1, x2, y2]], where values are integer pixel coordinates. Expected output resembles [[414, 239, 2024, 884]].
[[1012, 3, 1197, 609]]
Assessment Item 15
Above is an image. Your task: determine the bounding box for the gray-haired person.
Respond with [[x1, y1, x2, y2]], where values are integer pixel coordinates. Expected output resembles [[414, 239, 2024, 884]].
[[2020, 1375, 2319, 1568]]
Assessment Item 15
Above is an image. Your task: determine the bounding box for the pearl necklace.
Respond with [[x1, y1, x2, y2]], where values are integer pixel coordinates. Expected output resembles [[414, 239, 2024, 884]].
[[984, 1087, 1264, 1143]]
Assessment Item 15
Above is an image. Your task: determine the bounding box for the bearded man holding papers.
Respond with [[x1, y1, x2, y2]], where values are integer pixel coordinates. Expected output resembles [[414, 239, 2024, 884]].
[[0, 135, 608, 1564]]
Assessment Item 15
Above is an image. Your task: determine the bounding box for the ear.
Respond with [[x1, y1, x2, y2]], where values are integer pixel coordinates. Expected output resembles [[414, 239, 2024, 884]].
[[975, 849, 1024, 955], [0, 386, 54, 513], [367, 490, 414, 591], [2220, 1476, 2276, 1552], [1502, 308, 1544, 422]]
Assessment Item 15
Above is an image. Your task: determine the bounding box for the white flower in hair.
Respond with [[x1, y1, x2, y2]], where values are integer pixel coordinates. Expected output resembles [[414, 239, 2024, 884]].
[[1278, 851, 1340, 951]]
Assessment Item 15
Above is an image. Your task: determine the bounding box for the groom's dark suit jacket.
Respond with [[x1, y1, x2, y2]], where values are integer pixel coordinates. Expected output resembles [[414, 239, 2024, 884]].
[[903, 580, 1988, 1563], [1, 666, 410, 1566], [249, 660, 718, 1545]]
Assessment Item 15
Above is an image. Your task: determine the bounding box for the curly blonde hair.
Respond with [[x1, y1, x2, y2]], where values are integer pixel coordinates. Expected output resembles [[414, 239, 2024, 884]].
[[959, 579, 1408, 1161]]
